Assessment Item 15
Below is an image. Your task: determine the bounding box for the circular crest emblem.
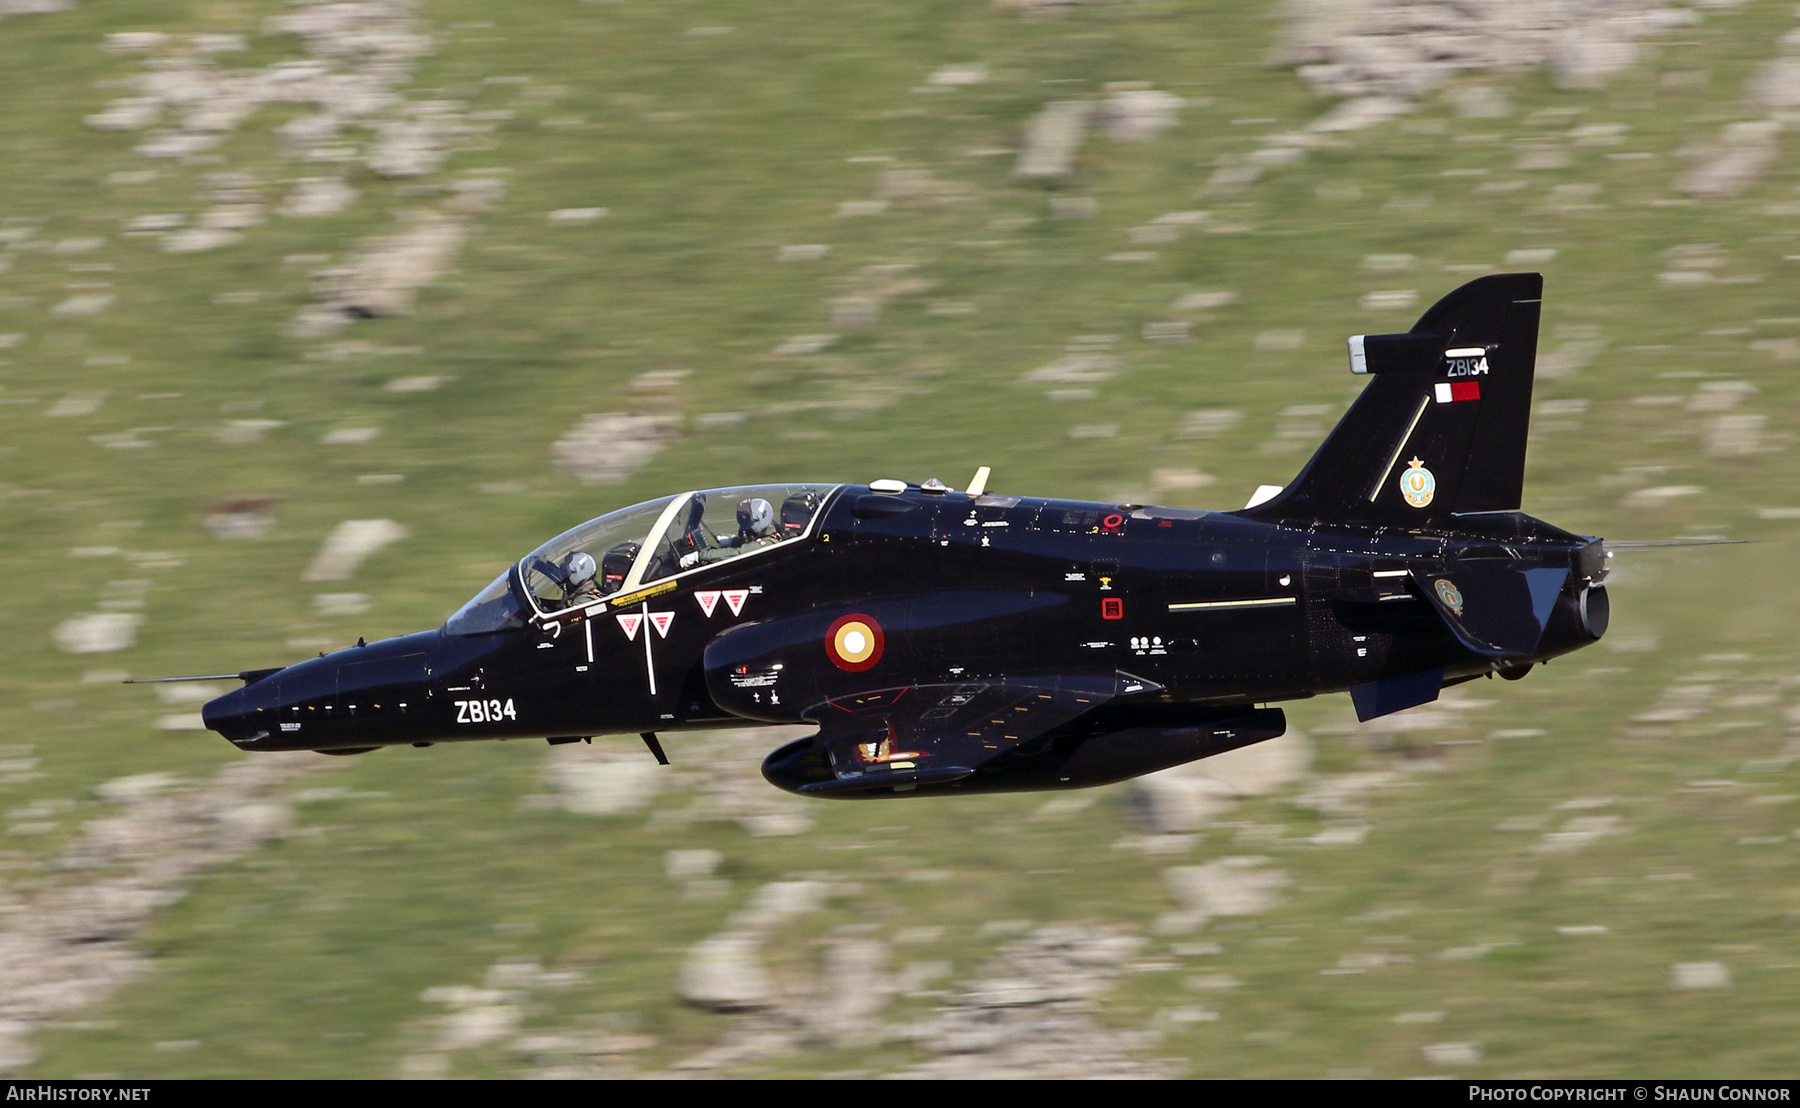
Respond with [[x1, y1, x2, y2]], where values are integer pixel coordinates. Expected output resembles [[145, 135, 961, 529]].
[[1400, 457, 1436, 509], [825, 613, 884, 672], [1434, 578, 1464, 616]]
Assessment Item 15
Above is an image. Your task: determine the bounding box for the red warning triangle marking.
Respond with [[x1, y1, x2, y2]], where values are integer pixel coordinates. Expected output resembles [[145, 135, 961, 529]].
[[722, 589, 749, 617], [694, 590, 721, 617], [649, 611, 675, 638], [615, 613, 643, 641]]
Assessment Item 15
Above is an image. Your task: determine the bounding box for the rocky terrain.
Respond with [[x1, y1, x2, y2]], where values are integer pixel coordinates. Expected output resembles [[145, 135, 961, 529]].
[[0, 0, 1796, 1080]]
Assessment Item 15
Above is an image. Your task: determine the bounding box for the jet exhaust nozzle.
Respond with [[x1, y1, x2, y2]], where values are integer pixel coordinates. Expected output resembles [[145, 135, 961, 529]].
[[1578, 584, 1609, 640]]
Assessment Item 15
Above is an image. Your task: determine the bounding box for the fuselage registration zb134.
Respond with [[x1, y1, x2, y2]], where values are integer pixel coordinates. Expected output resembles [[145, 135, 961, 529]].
[[200, 274, 1611, 798]]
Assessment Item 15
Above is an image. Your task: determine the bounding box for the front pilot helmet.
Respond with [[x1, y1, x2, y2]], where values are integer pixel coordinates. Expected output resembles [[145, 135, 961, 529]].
[[738, 498, 776, 537], [564, 551, 597, 587]]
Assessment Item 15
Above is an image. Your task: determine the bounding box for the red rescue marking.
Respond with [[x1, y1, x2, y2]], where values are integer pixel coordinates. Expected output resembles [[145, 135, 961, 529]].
[[1101, 597, 1124, 620], [1102, 513, 1124, 532]]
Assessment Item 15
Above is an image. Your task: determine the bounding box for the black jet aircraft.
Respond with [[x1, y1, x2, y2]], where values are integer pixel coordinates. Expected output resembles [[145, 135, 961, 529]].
[[195, 273, 1611, 797]]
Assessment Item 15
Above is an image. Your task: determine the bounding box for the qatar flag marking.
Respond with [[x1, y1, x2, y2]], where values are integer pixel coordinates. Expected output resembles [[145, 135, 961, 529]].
[[615, 612, 644, 641], [648, 611, 675, 638], [694, 590, 721, 617], [722, 589, 749, 617], [1434, 381, 1481, 404]]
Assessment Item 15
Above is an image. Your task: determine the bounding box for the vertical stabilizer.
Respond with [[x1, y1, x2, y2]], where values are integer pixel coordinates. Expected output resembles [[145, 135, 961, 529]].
[[1239, 273, 1542, 525]]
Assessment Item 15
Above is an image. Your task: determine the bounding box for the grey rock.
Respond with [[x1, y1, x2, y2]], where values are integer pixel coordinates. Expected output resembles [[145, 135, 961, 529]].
[[550, 412, 683, 485], [90, 0, 481, 339], [898, 925, 1167, 1078], [1749, 56, 1800, 110], [52, 613, 141, 654], [0, 752, 327, 1072], [1548, 30, 1640, 90], [315, 210, 466, 318], [1164, 857, 1289, 918], [544, 750, 664, 817], [1282, 0, 1693, 109], [1123, 771, 1236, 834], [85, 98, 162, 132], [1099, 86, 1181, 141], [814, 938, 892, 1041], [301, 519, 407, 582], [677, 880, 832, 1012], [1675, 120, 1782, 200], [1014, 100, 1091, 179], [664, 849, 723, 881], [1704, 414, 1766, 457], [161, 227, 241, 254], [0, 0, 75, 16], [1670, 961, 1731, 990], [1196, 731, 1312, 796], [1123, 732, 1310, 833]]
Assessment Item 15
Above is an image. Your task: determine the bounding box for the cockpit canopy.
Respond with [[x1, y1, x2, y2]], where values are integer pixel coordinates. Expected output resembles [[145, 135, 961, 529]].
[[444, 484, 837, 635]]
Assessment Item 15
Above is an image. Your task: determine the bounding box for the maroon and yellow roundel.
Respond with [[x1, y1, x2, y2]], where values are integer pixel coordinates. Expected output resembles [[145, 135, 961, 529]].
[[825, 613, 884, 672]]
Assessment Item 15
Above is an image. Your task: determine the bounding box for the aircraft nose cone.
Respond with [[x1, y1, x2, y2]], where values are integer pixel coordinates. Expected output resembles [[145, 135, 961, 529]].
[[202, 672, 286, 746], [201, 685, 252, 741]]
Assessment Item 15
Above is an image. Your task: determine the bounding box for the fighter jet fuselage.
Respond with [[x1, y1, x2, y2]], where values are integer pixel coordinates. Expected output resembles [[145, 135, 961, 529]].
[[200, 274, 1612, 798]]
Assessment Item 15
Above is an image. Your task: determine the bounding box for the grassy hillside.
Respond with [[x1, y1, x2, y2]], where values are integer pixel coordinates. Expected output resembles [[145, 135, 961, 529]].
[[0, 0, 1797, 1077]]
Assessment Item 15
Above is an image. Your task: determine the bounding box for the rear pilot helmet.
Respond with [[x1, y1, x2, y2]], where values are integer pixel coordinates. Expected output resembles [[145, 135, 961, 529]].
[[738, 497, 776, 537]]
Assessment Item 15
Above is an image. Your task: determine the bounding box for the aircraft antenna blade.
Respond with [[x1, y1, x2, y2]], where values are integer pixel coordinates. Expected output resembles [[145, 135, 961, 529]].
[[640, 731, 671, 765]]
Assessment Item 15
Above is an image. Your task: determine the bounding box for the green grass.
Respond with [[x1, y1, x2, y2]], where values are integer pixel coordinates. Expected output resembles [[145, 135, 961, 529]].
[[1, 0, 1798, 1078]]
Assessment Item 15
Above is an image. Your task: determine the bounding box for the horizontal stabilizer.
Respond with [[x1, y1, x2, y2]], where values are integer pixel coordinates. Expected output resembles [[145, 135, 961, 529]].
[[1414, 563, 1567, 658], [1349, 668, 1443, 722]]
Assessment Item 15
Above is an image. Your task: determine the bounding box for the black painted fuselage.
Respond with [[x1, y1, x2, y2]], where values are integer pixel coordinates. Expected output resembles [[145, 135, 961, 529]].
[[200, 274, 1612, 798], [202, 486, 1606, 792]]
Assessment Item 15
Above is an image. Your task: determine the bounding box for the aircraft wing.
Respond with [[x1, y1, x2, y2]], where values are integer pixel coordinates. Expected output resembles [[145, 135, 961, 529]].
[[768, 672, 1156, 797]]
